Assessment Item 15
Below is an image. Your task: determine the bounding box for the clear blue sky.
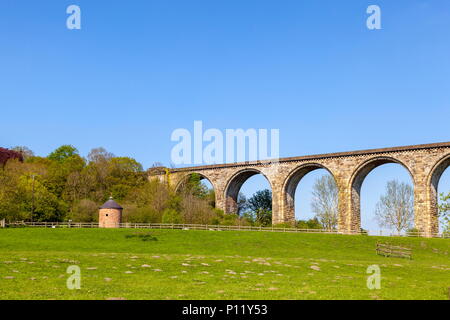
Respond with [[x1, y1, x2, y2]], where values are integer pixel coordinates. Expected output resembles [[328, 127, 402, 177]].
[[1, 1, 450, 231]]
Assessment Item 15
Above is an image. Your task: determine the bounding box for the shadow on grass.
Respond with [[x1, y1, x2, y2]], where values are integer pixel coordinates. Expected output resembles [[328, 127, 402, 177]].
[[125, 232, 158, 241]]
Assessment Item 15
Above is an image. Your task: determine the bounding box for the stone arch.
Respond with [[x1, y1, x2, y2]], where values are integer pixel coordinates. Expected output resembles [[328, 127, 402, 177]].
[[427, 153, 450, 231], [224, 168, 272, 214], [349, 156, 414, 232], [282, 163, 338, 224]]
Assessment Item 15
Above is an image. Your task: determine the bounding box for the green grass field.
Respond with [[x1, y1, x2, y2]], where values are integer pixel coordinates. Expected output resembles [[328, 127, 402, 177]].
[[0, 228, 448, 300]]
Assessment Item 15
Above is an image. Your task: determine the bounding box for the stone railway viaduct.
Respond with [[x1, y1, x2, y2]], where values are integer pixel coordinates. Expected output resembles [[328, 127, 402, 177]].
[[149, 142, 450, 235]]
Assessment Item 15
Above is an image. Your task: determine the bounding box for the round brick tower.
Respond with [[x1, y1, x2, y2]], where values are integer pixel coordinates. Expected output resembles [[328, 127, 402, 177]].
[[99, 197, 123, 228]]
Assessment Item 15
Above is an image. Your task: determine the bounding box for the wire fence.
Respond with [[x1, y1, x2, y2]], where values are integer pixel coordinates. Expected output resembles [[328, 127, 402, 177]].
[[2, 221, 449, 238]]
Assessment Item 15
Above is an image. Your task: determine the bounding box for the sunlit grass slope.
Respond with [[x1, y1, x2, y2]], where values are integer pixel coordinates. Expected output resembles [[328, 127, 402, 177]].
[[0, 228, 448, 300]]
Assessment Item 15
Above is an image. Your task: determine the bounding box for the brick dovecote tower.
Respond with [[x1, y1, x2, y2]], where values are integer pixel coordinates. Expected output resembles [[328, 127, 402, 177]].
[[99, 197, 123, 228]]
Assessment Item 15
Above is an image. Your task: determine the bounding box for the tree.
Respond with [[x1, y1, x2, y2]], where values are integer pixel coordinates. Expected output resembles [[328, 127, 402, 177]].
[[1, 144, 228, 225], [296, 218, 323, 229], [107, 157, 145, 200], [87, 147, 114, 164], [247, 189, 272, 213], [311, 175, 339, 230], [162, 208, 182, 224], [375, 180, 414, 233], [84, 148, 112, 201], [255, 208, 272, 226], [17, 174, 67, 221], [11, 146, 34, 160], [247, 189, 272, 226], [48, 145, 79, 162], [0, 147, 23, 167], [0, 162, 25, 221], [179, 173, 209, 198], [0, 160, 58, 222], [438, 192, 450, 233], [236, 192, 247, 216], [69, 199, 98, 222]]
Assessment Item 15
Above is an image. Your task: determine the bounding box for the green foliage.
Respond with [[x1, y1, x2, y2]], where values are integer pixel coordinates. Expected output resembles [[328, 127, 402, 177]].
[[296, 218, 323, 229], [69, 199, 98, 222], [240, 211, 255, 224], [47, 145, 79, 163], [438, 192, 450, 233], [0, 145, 258, 226], [406, 228, 420, 237], [219, 212, 240, 226], [162, 208, 182, 224], [242, 189, 272, 226], [18, 174, 67, 222], [0, 160, 67, 222], [0, 145, 151, 222], [0, 162, 28, 221], [122, 205, 162, 223], [178, 173, 210, 199], [272, 222, 295, 228], [107, 157, 145, 199], [208, 209, 223, 225], [255, 209, 272, 226], [247, 189, 272, 213]]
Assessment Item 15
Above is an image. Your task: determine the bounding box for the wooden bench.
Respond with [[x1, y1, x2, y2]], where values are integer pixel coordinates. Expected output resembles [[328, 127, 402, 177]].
[[376, 242, 412, 259]]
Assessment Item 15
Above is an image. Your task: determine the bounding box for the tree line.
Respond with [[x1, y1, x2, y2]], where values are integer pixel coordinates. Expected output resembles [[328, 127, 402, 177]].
[[1, 145, 449, 233], [307, 175, 449, 234], [243, 174, 449, 234], [0, 145, 277, 226]]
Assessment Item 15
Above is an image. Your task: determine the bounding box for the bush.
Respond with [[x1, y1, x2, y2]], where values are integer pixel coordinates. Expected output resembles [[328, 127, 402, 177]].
[[123, 204, 163, 223], [208, 210, 242, 226], [162, 208, 182, 224], [69, 199, 98, 222], [219, 213, 240, 226], [406, 228, 420, 237], [296, 218, 323, 229]]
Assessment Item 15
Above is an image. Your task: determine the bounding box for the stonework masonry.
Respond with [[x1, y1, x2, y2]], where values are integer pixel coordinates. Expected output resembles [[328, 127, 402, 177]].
[[149, 142, 450, 236]]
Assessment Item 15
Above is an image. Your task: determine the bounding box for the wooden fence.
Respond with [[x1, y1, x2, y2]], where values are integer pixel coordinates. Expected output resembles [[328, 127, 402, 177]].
[[3, 221, 449, 238], [5, 221, 349, 234], [376, 242, 413, 259]]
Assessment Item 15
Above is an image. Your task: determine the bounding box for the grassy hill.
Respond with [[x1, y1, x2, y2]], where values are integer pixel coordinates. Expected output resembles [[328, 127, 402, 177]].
[[0, 228, 448, 300]]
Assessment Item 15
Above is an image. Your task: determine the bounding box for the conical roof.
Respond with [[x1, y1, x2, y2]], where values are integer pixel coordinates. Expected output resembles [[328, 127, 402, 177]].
[[100, 197, 123, 210]]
